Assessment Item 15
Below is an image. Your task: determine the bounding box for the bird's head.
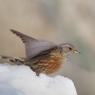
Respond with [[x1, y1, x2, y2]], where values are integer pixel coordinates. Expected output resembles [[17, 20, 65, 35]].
[[50, 43, 79, 58], [60, 43, 79, 55]]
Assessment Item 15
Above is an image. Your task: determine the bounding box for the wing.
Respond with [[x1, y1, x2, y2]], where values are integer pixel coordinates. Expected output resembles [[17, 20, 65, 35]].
[[10, 29, 38, 43], [10, 29, 57, 59]]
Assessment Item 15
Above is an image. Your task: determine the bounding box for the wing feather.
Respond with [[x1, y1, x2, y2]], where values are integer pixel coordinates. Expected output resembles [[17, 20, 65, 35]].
[[10, 29, 57, 59]]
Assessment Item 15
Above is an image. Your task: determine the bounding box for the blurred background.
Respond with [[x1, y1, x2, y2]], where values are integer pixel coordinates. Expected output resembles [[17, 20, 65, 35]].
[[0, 0, 95, 95]]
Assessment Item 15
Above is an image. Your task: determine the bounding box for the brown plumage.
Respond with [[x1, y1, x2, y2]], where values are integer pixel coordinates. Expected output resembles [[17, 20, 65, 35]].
[[0, 29, 79, 76]]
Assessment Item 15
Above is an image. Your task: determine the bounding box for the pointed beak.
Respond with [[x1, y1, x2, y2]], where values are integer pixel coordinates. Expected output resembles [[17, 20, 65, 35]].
[[73, 49, 80, 54]]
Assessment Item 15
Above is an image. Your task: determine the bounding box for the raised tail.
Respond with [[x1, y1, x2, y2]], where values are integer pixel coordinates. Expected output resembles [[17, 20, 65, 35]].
[[0, 55, 25, 65]]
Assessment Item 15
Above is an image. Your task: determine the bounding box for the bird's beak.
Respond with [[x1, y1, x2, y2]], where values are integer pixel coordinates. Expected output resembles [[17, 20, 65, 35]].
[[73, 49, 80, 54]]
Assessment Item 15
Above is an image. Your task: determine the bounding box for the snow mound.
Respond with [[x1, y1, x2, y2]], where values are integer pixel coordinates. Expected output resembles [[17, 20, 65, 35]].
[[0, 63, 77, 95]]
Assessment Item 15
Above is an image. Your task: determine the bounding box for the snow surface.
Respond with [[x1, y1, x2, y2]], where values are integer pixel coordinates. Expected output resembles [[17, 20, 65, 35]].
[[0, 63, 77, 95]]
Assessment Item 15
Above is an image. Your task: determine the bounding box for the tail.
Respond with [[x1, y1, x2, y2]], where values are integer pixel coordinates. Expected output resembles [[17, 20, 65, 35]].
[[0, 55, 25, 65]]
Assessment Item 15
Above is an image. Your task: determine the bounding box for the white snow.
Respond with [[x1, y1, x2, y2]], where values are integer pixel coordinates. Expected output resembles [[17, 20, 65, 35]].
[[0, 63, 77, 95]]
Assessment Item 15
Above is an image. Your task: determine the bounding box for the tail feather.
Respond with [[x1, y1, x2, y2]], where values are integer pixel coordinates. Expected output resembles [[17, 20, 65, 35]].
[[0, 55, 25, 65]]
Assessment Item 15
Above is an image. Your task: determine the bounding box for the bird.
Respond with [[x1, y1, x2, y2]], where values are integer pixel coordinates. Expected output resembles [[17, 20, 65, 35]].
[[0, 29, 79, 76]]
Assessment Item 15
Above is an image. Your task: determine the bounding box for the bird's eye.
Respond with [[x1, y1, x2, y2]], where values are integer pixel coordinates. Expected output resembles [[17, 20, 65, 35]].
[[69, 47, 72, 50]]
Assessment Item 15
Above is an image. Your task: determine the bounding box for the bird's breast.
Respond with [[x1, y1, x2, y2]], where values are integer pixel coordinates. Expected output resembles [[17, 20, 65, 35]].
[[39, 55, 64, 74], [26, 54, 65, 75]]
